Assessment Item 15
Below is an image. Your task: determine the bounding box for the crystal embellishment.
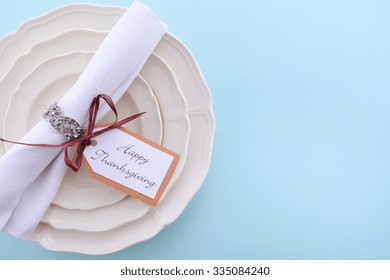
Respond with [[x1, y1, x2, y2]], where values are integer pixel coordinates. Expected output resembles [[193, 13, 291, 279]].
[[43, 103, 86, 140]]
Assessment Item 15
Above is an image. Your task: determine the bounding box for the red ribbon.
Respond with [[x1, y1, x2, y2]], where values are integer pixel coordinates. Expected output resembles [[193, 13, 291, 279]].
[[0, 94, 145, 172]]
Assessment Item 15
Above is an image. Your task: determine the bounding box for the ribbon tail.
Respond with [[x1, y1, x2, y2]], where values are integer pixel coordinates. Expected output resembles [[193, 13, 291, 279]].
[[63, 146, 78, 172]]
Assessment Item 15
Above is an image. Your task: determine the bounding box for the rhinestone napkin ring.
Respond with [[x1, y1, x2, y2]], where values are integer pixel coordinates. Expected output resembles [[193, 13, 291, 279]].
[[43, 103, 86, 140]]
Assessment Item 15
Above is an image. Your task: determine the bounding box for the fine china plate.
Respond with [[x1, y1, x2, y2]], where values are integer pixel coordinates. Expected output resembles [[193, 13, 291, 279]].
[[3, 48, 191, 231], [0, 28, 167, 210], [4, 49, 190, 223], [31, 32, 214, 254], [0, 4, 215, 254], [3, 51, 164, 210], [34, 52, 191, 231], [1, 27, 192, 211]]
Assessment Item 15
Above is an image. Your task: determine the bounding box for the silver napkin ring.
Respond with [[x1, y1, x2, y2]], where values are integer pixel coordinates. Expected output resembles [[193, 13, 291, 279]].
[[43, 103, 86, 140]]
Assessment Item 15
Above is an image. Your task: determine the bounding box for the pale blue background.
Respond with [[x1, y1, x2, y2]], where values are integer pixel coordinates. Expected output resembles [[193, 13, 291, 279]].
[[1, 0, 390, 259]]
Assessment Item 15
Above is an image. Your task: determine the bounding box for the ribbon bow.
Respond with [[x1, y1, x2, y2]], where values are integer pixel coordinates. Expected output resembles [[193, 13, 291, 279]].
[[0, 94, 145, 172]]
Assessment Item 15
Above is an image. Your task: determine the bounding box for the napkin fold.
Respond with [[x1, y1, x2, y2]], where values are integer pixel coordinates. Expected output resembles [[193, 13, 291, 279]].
[[0, 1, 167, 238]]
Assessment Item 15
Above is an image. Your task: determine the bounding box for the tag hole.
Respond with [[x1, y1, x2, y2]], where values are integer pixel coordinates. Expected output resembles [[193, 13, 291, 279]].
[[91, 140, 98, 147]]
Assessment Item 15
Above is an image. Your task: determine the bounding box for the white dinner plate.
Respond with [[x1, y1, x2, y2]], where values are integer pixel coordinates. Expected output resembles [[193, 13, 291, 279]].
[[3, 46, 191, 224], [34, 52, 191, 230], [0, 28, 165, 209], [1, 29, 191, 228], [0, 4, 215, 254], [3, 50, 164, 210], [3, 49, 190, 211]]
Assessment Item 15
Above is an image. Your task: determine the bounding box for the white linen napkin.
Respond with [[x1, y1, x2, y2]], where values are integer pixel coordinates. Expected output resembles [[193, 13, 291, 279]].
[[0, 1, 167, 239]]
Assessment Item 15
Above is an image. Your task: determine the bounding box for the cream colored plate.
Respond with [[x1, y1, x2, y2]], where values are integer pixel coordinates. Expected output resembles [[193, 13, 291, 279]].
[[0, 28, 166, 209], [1, 26, 190, 223], [40, 53, 191, 231], [0, 4, 215, 254], [3, 51, 164, 210], [2, 45, 190, 230], [31, 31, 214, 254], [3, 48, 190, 218]]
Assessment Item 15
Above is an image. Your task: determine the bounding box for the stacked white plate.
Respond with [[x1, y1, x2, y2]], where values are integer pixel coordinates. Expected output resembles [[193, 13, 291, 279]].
[[0, 4, 215, 255]]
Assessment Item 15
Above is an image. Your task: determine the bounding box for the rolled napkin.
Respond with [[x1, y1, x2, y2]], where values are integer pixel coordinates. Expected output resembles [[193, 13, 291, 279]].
[[0, 1, 167, 238]]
